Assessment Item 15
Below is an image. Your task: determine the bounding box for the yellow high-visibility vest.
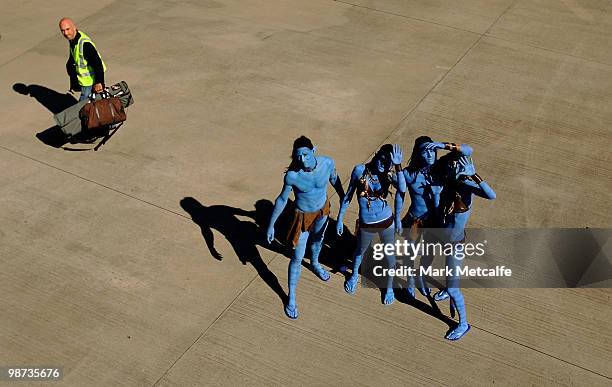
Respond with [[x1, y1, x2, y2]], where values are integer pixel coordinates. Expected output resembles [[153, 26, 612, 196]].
[[71, 31, 106, 87]]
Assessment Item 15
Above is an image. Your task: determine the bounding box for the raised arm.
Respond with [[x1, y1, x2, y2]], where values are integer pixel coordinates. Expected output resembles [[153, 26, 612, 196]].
[[463, 177, 496, 200], [266, 174, 293, 243], [425, 141, 473, 157], [457, 157, 496, 200], [390, 144, 406, 234], [390, 144, 406, 194], [336, 165, 362, 236]]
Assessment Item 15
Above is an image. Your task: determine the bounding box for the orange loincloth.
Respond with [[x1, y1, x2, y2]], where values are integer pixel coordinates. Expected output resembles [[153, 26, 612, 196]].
[[286, 198, 331, 247]]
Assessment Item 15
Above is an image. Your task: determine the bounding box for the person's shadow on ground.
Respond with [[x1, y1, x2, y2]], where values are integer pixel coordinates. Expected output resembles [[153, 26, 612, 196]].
[[13, 83, 77, 114], [318, 215, 355, 273], [391, 279, 456, 329], [180, 197, 356, 303], [13, 83, 77, 148], [341, 234, 455, 328], [179, 197, 453, 327], [180, 197, 292, 304]]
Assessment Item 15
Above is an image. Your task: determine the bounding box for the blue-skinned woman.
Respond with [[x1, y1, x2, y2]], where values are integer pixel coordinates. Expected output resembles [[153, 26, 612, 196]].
[[401, 136, 473, 298], [336, 144, 406, 305], [432, 153, 496, 340]]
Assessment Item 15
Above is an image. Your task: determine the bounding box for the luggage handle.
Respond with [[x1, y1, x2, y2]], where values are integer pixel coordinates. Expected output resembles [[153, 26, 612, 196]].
[[88, 90, 111, 102]]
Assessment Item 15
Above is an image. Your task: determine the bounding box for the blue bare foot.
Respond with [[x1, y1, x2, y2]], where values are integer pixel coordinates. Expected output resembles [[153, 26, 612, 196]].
[[344, 276, 359, 294], [433, 289, 449, 301], [284, 303, 299, 319], [445, 324, 470, 341], [418, 287, 431, 297], [312, 264, 330, 282], [406, 287, 416, 299], [384, 289, 395, 305]]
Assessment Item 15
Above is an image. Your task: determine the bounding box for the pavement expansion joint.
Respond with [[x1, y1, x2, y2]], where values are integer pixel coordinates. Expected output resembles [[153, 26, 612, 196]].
[[333, 1, 612, 70], [482, 33, 612, 68], [0, 144, 187, 220], [474, 325, 612, 380], [151, 253, 284, 386], [332, 0, 482, 35], [0, 0, 612, 386], [0, 0, 121, 69], [372, 0, 516, 148]]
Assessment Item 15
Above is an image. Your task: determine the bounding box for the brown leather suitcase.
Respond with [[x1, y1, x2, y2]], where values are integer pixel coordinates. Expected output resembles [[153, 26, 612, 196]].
[[79, 96, 126, 130]]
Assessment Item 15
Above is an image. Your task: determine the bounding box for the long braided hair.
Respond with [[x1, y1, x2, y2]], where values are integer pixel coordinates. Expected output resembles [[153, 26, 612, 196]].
[[406, 136, 434, 173], [433, 151, 469, 217], [359, 144, 395, 207]]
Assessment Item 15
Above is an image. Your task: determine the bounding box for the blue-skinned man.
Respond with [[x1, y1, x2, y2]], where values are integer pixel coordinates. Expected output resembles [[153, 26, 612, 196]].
[[267, 136, 345, 319], [431, 154, 496, 340], [400, 136, 473, 298], [336, 144, 406, 304]]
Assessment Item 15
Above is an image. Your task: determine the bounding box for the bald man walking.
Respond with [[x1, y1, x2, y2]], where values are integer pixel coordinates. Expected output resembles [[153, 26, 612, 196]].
[[59, 18, 106, 101]]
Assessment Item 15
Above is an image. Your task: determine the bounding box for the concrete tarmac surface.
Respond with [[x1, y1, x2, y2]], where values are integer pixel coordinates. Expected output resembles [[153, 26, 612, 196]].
[[1, 0, 611, 385]]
